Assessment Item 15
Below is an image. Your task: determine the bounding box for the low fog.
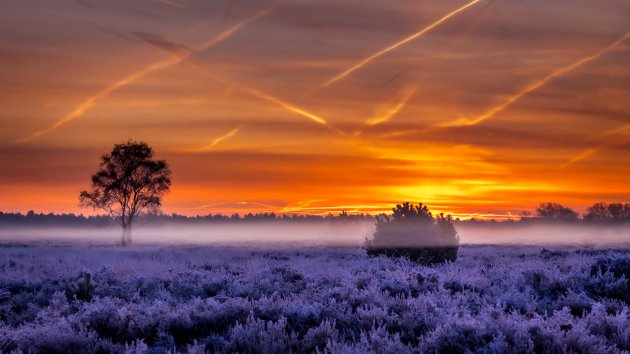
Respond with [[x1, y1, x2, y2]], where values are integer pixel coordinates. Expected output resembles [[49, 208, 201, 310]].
[[0, 221, 374, 246], [457, 223, 630, 247], [0, 221, 629, 247]]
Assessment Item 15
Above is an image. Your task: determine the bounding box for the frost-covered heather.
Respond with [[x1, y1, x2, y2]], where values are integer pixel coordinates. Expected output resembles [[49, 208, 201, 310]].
[[1, 244, 630, 353]]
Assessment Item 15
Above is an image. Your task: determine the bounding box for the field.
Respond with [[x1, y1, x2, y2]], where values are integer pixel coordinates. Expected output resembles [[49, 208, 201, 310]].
[[1, 242, 630, 353]]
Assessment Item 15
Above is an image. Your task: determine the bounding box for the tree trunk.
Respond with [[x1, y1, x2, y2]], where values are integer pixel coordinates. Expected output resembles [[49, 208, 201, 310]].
[[120, 215, 133, 246], [125, 224, 133, 246], [121, 225, 132, 246], [121, 227, 127, 246]]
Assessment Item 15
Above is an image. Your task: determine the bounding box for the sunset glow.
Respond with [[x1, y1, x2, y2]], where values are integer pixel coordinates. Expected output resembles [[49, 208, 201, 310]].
[[1, 0, 629, 218]]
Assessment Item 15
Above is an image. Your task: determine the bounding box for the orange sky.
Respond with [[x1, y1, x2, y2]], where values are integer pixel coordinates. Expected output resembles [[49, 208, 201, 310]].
[[1, 0, 629, 219]]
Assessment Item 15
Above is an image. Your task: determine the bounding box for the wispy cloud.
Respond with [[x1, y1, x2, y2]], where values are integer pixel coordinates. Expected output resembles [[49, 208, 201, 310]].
[[134, 32, 193, 56], [321, 0, 483, 88], [559, 148, 598, 168], [188, 126, 242, 152], [365, 85, 417, 126], [158, 0, 185, 9], [3, 0, 630, 216], [436, 32, 630, 127], [14, 58, 180, 143], [14, 8, 273, 143], [117, 12, 344, 136], [190, 68, 347, 135], [560, 123, 630, 168]]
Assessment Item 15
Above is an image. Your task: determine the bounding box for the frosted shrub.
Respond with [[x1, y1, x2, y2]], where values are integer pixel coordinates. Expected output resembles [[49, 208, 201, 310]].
[[301, 320, 338, 352], [587, 256, 630, 304], [222, 314, 293, 354], [365, 202, 459, 264]]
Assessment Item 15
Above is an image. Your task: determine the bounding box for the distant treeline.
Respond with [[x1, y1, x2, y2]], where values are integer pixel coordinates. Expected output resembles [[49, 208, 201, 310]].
[[466, 202, 630, 224], [0, 210, 372, 228], [1, 202, 629, 228]]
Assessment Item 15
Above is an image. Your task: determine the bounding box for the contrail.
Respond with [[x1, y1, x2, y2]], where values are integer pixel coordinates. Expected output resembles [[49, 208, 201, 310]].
[[88, 5, 335, 136], [559, 148, 598, 168], [352, 85, 417, 137], [240, 83, 347, 135], [15, 9, 272, 143], [196, 71, 346, 135], [197, 8, 272, 50], [594, 123, 630, 139], [159, 0, 185, 9], [241, 87, 329, 126], [321, 0, 483, 88], [560, 123, 630, 168], [365, 85, 417, 126], [192, 126, 242, 152], [14, 59, 180, 143], [435, 48, 578, 60], [205, 126, 241, 149], [437, 32, 630, 128]]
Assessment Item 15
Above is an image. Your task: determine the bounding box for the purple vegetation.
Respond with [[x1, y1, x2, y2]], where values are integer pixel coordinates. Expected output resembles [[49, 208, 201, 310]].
[[1, 245, 629, 353]]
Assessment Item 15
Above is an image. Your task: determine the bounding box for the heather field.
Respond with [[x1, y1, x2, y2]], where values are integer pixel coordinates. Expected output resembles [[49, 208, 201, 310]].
[[1, 243, 630, 353]]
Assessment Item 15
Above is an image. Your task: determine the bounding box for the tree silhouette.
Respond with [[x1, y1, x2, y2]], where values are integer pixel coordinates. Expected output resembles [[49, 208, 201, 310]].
[[607, 203, 625, 221], [584, 202, 610, 222], [535, 202, 578, 221], [80, 141, 171, 245], [584, 202, 630, 223]]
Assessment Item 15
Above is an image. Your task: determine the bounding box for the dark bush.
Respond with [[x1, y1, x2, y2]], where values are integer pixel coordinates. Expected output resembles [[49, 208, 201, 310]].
[[365, 202, 459, 265], [590, 256, 630, 280], [66, 271, 97, 302], [587, 256, 630, 303]]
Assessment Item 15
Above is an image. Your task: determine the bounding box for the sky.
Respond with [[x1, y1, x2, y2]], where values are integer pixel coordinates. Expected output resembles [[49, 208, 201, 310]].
[[1, 0, 629, 219]]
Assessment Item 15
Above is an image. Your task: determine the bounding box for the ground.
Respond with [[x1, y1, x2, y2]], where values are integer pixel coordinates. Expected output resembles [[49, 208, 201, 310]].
[[1, 244, 629, 353]]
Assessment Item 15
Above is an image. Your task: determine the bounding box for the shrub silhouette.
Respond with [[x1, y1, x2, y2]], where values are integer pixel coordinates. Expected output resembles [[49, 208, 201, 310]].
[[365, 202, 459, 264], [67, 271, 97, 302]]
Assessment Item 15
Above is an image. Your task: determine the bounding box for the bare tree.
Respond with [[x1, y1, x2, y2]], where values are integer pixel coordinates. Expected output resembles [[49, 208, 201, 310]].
[[584, 202, 610, 222], [80, 141, 171, 245], [535, 202, 579, 221], [584, 202, 630, 223], [607, 203, 625, 221]]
